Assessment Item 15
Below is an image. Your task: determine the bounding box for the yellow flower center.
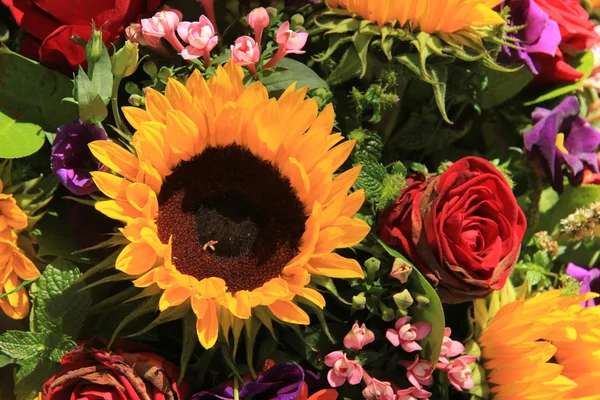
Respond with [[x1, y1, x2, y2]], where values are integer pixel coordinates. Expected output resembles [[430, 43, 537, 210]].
[[555, 133, 569, 155]]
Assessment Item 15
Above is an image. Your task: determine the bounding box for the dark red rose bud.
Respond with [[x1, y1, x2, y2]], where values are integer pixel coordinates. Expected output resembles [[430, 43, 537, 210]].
[[378, 157, 527, 303]]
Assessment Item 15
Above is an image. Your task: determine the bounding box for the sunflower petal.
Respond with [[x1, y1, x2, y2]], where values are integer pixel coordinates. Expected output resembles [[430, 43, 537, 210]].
[[269, 300, 310, 325], [122, 107, 152, 131], [89, 141, 139, 181], [145, 88, 173, 123], [195, 299, 219, 349], [307, 253, 365, 279], [91, 171, 128, 199], [116, 242, 157, 275], [159, 285, 193, 311]]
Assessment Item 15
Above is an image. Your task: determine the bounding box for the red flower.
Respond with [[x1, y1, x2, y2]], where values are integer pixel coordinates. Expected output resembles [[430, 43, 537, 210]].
[[378, 157, 527, 303], [1, 0, 161, 74], [42, 338, 188, 400], [583, 153, 600, 184]]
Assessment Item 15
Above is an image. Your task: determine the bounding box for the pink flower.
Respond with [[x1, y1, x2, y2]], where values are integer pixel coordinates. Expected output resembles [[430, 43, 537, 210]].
[[398, 355, 434, 389], [230, 36, 260, 74], [438, 327, 465, 364], [177, 16, 218, 62], [390, 258, 413, 283], [440, 356, 477, 391], [396, 387, 432, 400], [344, 323, 375, 350], [386, 316, 431, 353], [324, 351, 363, 387], [141, 10, 184, 52], [362, 378, 395, 400], [126, 23, 149, 46], [248, 7, 270, 44], [264, 21, 309, 68]]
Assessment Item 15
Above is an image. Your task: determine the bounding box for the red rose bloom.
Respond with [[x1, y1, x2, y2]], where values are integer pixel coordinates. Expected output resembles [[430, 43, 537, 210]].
[[1, 0, 161, 74], [42, 338, 188, 400], [378, 157, 527, 303]]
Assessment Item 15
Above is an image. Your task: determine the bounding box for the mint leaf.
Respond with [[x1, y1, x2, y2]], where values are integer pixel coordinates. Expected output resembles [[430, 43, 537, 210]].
[[0, 331, 46, 360], [354, 161, 386, 204], [15, 358, 58, 400], [32, 258, 91, 338], [0, 353, 13, 368]]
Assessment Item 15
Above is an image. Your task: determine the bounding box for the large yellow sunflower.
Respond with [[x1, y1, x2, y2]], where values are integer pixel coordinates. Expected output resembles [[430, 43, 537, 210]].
[[0, 178, 39, 319], [476, 290, 600, 400], [89, 61, 370, 349], [327, 0, 505, 33]]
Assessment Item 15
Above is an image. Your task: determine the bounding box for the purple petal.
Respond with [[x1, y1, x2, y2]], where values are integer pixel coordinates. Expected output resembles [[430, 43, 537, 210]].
[[564, 118, 600, 155], [567, 263, 592, 281]]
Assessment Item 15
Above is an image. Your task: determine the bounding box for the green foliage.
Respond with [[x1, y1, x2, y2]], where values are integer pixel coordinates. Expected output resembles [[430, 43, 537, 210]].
[[353, 160, 407, 211], [351, 71, 401, 124], [481, 66, 534, 109], [260, 58, 329, 96], [0, 47, 77, 158]]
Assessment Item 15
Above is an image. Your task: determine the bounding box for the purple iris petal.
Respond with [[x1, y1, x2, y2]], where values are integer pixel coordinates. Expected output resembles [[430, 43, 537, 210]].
[[523, 96, 600, 193], [566, 263, 600, 307], [50, 120, 108, 196]]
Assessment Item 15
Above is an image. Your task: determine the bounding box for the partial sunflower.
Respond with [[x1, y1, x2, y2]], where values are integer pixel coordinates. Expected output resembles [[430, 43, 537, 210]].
[[0, 178, 40, 319], [89, 61, 370, 349], [476, 290, 600, 399], [326, 0, 505, 34]]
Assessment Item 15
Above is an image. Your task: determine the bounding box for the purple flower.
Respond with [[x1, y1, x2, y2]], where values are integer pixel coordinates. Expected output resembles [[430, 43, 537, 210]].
[[51, 120, 108, 196], [501, 0, 561, 74], [192, 363, 319, 400], [524, 96, 600, 193], [566, 263, 600, 306]]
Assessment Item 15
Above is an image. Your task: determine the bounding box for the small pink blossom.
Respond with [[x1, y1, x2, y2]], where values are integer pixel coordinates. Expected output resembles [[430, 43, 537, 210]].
[[141, 10, 184, 52], [230, 36, 260, 74], [386, 316, 431, 353], [248, 7, 270, 44], [390, 258, 413, 283], [126, 23, 149, 46], [438, 327, 465, 364], [264, 21, 309, 68], [324, 351, 363, 387], [344, 323, 375, 350], [398, 355, 434, 389], [198, 0, 218, 34], [177, 16, 218, 62], [440, 356, 477, 391], [362, 378, 395, 400], [396, 387, 432, 400]]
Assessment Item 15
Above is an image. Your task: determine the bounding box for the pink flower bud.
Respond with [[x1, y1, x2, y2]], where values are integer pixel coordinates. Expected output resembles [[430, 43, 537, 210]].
[[141, 10, 184, 52], [396, 387, 432, 400], [440, 356, 477, 391], [324, 351, 363, 387], [178, 16, 219, 61], [248, 7, 270, 44], [276, 21, 308, 54], [438, 327, 465, 364], [230, 36, 260, 70], [386, 316, 432, 353], [126, 23, 149, 47], [391, 258, 413, 283], [343, 323, 375, 350], [398, 355, 434, 389], [362, 378, 395, 400]]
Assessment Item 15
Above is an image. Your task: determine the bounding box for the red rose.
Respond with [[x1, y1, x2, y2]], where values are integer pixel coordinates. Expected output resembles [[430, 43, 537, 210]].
[[1, 0, 161, 74], [378, 157, 527, 303], [583, 153, 600, 184], [42, 338, 188, 400], [536, 0, 598, 52]]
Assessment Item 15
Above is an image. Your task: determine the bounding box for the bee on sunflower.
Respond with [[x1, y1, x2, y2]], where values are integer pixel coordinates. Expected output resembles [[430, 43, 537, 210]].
[[88, 60, 370, 349]]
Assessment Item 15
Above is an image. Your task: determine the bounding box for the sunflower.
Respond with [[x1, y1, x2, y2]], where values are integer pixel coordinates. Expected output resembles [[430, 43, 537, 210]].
[[326, 0, 505, 34], [89, 61, 370, 349], [476, 290, 600, 399], [0, 178, 39, 319]]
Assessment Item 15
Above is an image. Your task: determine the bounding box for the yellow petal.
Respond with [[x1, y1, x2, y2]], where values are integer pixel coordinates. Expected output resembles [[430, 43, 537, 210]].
[[95, 200, 141, 222], [342, 190, 365, 217], [269, 300, 310, 324], [307, 253, 365, 279], [116, 242, 157, 275], [159, 285, 193, 311], [122, 107, 152, 131], [195, 299, 219, 349], [89, 141, 139, 181], [125, 182, 158, 220], [145, 88, 173, 123], [10, 251, 39, 281], [332, 217, 370, 248], [91, 171, 127, 199], [325, 166, 362, 205]]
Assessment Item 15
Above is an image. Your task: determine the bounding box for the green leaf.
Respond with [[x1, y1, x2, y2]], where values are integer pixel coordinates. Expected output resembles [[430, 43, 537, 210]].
[[76, 67, 109, 124], [261, 58, 328, 96], [429, 64, 451, 124], [354, 161, 387, 203], [0, 46, 77, 131], [536, 184, 600, 235], [481, 67, 534, 109], [378, 240, 446, 364], [15, 358, 58, 400], [179, 311, 197, 385], [32, 258, 91, 339], [353, 32, 374, 78], [0, 111, 45, 159], [525, 51, 595, 106], [327, 46, 363, 86], [86, 37, 113, 105], [0, 331, 46, 360]]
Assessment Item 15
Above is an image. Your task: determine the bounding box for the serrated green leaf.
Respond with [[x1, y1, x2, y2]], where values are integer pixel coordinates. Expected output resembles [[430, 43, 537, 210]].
[[15, 358, 58, 400], [32, 258, 91, 339], [481, 67, 533, 109], [0, 111, 45, 159], [110, 295, 159, 344], [0, 353, 13, 368], [46, 335, 76, 363], [327, 46, 363, 86], [314, 34, 353, 62], [0, 331, 46, 360], [353, 32, 373, 78], [179, 311, 197, 385], [377, 171, 407, 210], [261, 58, 328, 96], [429, 64, 451, 124], [378, 240, 446, 365], [354, 161, 387, 203]]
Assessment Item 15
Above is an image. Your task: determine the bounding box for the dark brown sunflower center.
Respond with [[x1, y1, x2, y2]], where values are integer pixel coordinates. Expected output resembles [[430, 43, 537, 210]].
[[156, 145, 307, 293]]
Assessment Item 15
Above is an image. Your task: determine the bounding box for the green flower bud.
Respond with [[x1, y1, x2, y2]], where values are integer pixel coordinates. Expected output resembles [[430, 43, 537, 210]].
[[393, 289, 413, 310], [158, 66, 173, 80], [128, 94, 145, 107], [143, 61, 158, 78], [415, 295, 430, 309], [290, 14, 305, 29], [381, 304, 396, 322], [85, 25, 104, 64], [125, 82, 142, 96], [352, 293, 366, 310], [112, 41, 139, 79], [266, 7, 278, 18]]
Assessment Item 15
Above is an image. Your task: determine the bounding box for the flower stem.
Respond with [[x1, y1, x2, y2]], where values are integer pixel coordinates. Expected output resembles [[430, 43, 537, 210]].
[[111, 76, 131, 139], [233, 377, 240, 400]]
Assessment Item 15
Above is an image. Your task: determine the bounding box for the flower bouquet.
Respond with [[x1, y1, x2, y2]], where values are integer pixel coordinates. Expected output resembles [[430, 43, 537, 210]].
[[1, 0, 600, 399]]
